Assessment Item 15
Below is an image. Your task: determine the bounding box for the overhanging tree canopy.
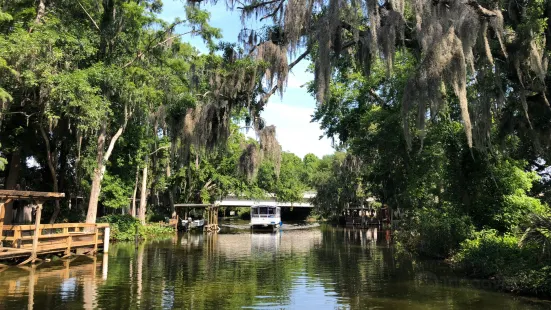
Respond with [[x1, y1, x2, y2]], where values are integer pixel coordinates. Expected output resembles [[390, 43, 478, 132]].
[[210, 0, 550, 150]]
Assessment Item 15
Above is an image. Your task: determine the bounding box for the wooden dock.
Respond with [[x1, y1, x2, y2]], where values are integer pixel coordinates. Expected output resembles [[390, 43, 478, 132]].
[[0, 190, 110, 264], [174, 203, 220, 232], [0, 223, 110, 262]]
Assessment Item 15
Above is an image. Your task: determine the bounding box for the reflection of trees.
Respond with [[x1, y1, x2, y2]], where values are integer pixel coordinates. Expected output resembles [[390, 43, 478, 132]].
[[304, 226, 415, 309], [0, 256, 105, 309], [0, 228, 540, 309], [0, 231, 325, 309], [72, 231, 324, 309], [157, 231, 324, 309], [303, 227, 541, 309]]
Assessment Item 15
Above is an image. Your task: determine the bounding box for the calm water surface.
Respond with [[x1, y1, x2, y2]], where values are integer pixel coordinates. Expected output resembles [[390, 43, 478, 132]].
[[0, 225, 549, 309]]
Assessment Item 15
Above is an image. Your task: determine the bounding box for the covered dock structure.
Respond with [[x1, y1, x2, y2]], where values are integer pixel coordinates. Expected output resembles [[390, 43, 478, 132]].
[[173, 203, 220, 233], [0, 190, 109, 264]]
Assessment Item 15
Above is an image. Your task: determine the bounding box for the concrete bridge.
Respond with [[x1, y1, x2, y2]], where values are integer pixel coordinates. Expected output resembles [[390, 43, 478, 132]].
[[214, 192, 315, 208]]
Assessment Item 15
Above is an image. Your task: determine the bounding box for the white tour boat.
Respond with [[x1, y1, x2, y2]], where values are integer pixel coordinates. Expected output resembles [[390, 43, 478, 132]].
[[250, 204, 282, 229]]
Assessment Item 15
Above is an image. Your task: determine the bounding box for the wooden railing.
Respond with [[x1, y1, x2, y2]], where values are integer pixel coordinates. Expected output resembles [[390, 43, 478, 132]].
[[1, 223, 109, 257]]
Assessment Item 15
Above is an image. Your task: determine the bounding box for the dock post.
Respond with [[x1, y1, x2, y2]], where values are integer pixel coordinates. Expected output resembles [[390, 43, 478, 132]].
[[103, 227, 110, 253], [102, 253, 109, 280], [93, 226, 99, 254], [14, 227, 21, 248], [66, 235, 72, 257], [0, 198, 10, 247], [30, 200, 44, 262], [0, 199, 4, 247]]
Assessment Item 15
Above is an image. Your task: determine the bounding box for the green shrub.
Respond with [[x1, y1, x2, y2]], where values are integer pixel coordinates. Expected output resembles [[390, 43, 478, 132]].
[[147, 213, 166, 223], [395, 205, 473, 258], [452, 230, 526, 277], [452, 229, 551, 296], [519, 212, 551, 259], [98, 215, 141, 241], [140, 223, 174, 239], [98, 215, 173, 241]]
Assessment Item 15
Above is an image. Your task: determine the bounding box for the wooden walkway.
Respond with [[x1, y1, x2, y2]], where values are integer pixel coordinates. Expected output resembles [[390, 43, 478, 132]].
[[0, 223, 110, 263], [0, 190, 110, 264]]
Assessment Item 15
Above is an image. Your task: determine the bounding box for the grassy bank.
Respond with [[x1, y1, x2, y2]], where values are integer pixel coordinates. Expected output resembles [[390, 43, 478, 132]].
[[394, 209, 551, 298], [98, 215, 174, 241]]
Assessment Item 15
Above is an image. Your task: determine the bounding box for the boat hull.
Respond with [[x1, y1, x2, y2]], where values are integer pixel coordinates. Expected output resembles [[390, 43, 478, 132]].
[[250, 217, 282, 229]]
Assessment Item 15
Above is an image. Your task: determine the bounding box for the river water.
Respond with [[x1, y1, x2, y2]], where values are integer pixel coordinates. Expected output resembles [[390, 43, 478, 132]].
[[0, 225, 549, 309]]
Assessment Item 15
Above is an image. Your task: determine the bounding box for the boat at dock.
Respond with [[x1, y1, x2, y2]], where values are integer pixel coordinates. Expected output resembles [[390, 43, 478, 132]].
[[190, 219, 205, 229], [179, 218, 205, 231], [250, 204, 282, 230]]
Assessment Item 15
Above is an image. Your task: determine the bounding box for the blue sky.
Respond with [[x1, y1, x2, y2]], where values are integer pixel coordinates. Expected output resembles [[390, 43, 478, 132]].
[[158, 0, 334, 159]]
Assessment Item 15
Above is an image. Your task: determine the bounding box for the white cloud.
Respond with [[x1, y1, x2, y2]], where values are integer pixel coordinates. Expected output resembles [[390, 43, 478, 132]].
[[249, 102, 334, 159], [286, 73, 306, 89]]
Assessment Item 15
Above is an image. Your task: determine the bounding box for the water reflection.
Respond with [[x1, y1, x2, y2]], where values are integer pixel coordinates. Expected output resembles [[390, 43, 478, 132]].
[[0, 226, 549, 309], [201, 229, 323, 259], [0, 255, 107, 309]]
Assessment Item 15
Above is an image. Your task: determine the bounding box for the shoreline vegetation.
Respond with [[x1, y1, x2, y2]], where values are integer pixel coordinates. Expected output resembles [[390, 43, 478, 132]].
[[393, 210, 551, 298], [98, 215, 174, 242]]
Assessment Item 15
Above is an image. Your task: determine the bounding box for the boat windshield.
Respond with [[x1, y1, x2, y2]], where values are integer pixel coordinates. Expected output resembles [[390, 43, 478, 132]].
[[251, 206, 279, 218]]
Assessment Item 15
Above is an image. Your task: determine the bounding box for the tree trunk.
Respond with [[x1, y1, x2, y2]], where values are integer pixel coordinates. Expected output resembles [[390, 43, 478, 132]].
[[35, 0, 46, 24], [40, 126, 61, 224], [131, 166, 139, 217], [138, 163, 148, 224], [86, 125, 124, 223], [167, 160, 175, 218], [4, 149, 21, 224], [150, 121, 158, 209]]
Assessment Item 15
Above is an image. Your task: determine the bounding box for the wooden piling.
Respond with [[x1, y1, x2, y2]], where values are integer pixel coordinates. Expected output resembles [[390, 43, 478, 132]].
[[30, 200, 44, 263], [93, 226, 99, 254], [103, 227, 110, 253], [65, 226, 72, 257], [0, 199, 4, 247]]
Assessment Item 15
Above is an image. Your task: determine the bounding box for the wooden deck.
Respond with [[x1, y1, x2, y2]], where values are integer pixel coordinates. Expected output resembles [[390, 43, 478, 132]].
[[0, 223, 110, 263], [0, 190, 110, 264]]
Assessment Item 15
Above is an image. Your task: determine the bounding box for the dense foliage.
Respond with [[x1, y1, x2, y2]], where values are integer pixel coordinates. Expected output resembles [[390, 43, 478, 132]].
[[0, 0, 314, 227], [300, 29, 551, 297], [98, 214, 174, 241], [452, 229, 551, 295]]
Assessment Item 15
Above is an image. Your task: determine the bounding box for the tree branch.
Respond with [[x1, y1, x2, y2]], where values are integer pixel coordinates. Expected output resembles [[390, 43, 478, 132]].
[[260, 0, 284, 21], [368, 89, 386, 106], [39, 125, 57, 184], [28, 0, 46, 32], [77, 0, 100, 31], [149, 145, 170, 156], [104, 127, 123, 164], [260, 47, 311, 104], [237, 0, 282, 11], [466, 0, 497, 18], [289, 47, 311, 68], [123, 30, 197, 68]]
